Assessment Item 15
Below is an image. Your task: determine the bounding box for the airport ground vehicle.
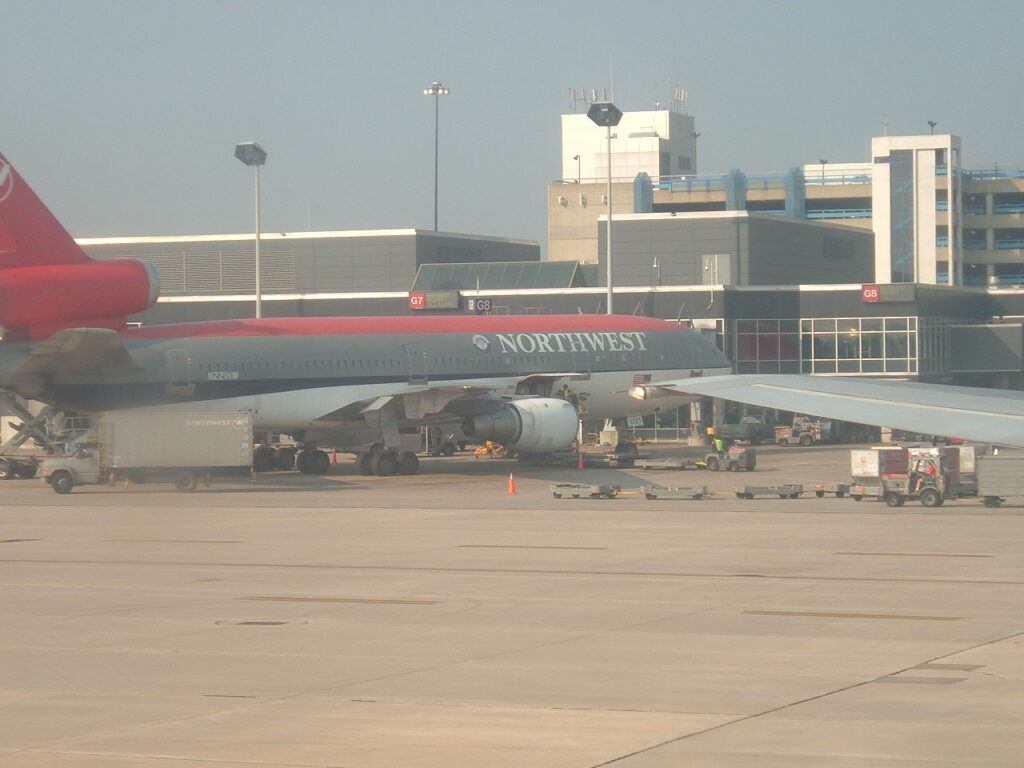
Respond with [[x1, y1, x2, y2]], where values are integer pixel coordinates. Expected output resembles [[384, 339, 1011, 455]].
[[849, 446, 960, 507], [40, 411, 253, 493], [976, 455, 1024, 507], [775, 416, 848, 446], [698, 446, 756, 472], [713, 416, 775, 445], [774, 424, 816, 446]]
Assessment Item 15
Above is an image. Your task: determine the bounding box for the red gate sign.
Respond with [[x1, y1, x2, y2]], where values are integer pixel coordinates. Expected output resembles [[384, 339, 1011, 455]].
[[409, 292, 426, 310], [862, 284, 880, 303]]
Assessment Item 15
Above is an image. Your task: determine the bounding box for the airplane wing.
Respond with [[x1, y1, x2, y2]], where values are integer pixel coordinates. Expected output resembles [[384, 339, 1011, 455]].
[[640, 374, 1024, 448]]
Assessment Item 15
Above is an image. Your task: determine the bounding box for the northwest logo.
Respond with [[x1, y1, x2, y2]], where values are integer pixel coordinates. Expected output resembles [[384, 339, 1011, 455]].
[[471, 334, 490, 351], [0, 159, 13, 203], [495, 331, 648, 354]]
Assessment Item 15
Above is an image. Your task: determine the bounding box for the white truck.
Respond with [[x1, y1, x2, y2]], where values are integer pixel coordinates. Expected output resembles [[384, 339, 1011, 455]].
[[40, 411, 253, 494]]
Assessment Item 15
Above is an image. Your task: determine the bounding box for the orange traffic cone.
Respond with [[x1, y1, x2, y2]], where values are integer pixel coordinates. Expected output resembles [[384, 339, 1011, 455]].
[[331, 450, 338, 464], [507, 473, 517, 494], [577, 453, 585, 470]]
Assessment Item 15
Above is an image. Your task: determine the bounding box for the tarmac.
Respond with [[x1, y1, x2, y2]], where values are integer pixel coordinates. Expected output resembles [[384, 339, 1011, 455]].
[[1, 442, 1021, 767]]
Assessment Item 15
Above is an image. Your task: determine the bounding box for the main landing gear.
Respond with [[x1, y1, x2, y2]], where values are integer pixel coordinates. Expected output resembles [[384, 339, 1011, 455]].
[[296, 446, 331, 475], [357, 445, 420, 477], [253, 445, 298, 473]]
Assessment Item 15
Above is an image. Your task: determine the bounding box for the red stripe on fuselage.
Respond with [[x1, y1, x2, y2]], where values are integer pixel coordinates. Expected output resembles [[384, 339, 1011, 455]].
[[121, 315, 684, 340]]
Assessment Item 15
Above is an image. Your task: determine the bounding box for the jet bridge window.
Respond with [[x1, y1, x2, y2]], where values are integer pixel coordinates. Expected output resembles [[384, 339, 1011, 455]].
[[797, 316, 918, 375], [734, 319, 801, 374]]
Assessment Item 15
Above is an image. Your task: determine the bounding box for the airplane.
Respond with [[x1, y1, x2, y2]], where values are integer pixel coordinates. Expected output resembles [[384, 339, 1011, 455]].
[[0, 150, 734, 477], [629, 373, 1024, 449]]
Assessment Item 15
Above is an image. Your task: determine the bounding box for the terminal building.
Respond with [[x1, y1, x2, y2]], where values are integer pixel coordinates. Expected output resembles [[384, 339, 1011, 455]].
[[549, 114, 1023, 288], [76, 98, 1024, 395]]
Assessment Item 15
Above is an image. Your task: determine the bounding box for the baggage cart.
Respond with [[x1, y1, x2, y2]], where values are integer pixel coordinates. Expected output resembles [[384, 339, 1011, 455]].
[[633, 458, 693, 471], [643, 485, 709, 500], [814, 482, 849, 498], [734, 483, 803, 499], [550, 482, 621, 499]]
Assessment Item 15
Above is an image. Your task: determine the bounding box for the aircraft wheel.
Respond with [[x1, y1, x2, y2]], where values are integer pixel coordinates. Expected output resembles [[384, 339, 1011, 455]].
[[371, 449, 397, 477], [310, 450, 331, 475], [51, 470, 74, 494], [296, 450, 312, 474], [253, 446, 276, 473], [174, 471, 197, 492], [919, 488, 943, 508], [357, 452, 374, 475], [273, 447, 296, 470], [397, 450, 419, 475]]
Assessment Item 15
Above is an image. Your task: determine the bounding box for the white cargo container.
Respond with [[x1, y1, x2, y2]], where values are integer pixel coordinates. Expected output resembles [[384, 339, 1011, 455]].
[[976, 455, 1024, 507], [850, 447, 908, 480], [40, 411, 253, 493]]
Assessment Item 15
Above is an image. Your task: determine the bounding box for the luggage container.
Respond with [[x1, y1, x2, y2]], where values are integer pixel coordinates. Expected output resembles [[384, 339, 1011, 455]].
[[976, 455, 1024, 507]]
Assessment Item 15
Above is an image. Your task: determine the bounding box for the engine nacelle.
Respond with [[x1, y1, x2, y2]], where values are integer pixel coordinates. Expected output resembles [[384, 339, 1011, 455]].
[[463, 398, 578, 453], [0, 258, 159, 331]]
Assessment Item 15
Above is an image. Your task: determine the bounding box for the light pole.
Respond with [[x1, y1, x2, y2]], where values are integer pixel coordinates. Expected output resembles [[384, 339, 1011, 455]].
[[234, 142, 267, 319], [423, 81, 449, 231], [928, 120, 937, 134], [587, 101, 623, 314]]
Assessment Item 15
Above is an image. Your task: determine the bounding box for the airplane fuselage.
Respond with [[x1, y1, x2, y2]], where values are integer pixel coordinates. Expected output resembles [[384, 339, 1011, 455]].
[[3, 315, 732, 442]]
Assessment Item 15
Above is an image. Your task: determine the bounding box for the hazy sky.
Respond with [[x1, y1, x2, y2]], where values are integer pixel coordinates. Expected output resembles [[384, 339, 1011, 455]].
[[4, 0, 1023, 251]]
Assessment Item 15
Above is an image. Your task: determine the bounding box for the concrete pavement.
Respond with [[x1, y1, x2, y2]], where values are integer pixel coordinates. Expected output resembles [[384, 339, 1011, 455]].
[[1, 443, 1021, 766]]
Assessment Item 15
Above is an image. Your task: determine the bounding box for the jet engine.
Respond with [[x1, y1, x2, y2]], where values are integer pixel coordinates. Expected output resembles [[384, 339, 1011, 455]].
[[0, 259, 159, 335], [462, 398, 578, 453]]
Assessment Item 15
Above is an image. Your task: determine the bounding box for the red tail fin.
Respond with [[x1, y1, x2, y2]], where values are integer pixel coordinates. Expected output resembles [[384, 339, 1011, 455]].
[[0, 153, 91, 269], [0, 152, 158, 340]]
